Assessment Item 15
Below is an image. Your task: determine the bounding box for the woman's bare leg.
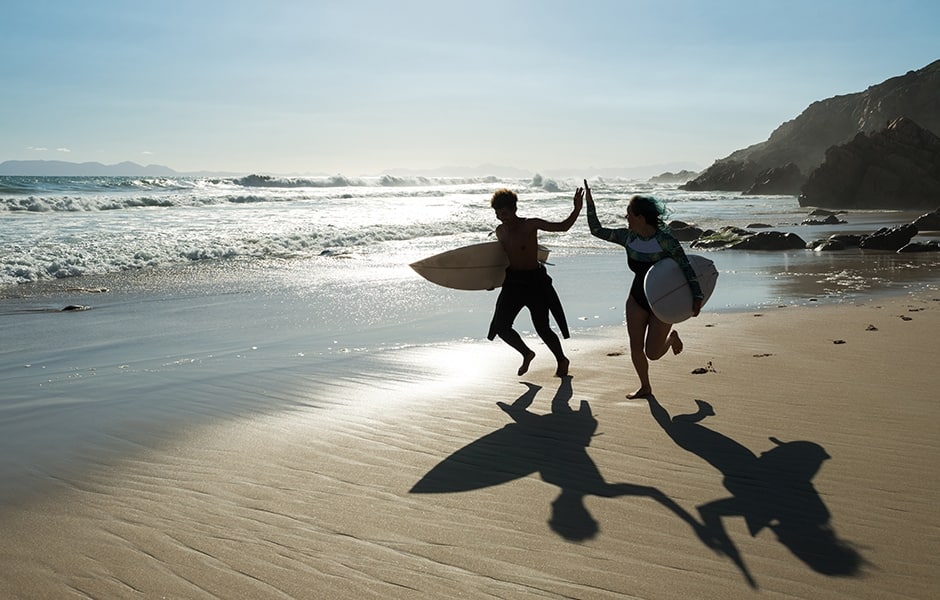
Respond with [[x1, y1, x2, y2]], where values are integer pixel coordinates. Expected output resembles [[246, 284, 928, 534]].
[[625, 296, 653, 398], [645, 315, 680, 360]]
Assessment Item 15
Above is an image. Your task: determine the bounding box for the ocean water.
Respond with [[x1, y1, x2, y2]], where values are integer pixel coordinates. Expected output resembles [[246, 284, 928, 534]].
[[1, 174, 938, 499], [1, 174, 938, 348]]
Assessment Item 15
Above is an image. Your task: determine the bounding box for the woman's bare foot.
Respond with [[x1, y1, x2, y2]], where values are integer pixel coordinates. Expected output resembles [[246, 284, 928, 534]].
[[555, 357, 570, 377], [670, 330, 684, 355], [518, 350, 536, 376], [626, 387, 652, 399]]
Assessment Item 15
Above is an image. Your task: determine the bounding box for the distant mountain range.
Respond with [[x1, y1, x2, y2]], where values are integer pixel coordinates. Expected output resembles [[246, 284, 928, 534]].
[[0, 160, 243, 177]]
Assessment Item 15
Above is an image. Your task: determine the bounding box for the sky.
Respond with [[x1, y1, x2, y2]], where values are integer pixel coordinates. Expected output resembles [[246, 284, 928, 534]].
[[1, 0, 938, 176]]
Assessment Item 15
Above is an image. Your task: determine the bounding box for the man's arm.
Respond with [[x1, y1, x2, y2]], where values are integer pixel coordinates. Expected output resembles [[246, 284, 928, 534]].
[[534, 186, 584, 233]]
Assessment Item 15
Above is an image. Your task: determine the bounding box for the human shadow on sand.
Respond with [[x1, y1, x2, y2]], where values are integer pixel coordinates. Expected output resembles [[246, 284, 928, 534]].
[[411, 377, 707, 543], [647, 395, 864, 588]]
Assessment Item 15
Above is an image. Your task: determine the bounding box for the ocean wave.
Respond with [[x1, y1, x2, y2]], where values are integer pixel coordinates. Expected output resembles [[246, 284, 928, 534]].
[[0, 175, 197, 194], [228, 173, 527, 189], [1, 173, 602, 213], [0, 195, 180, 212], [0, 175, 666, 287], [1, 173, 646, 197], [0, 190, 452, 212], [0, 174, 478, 212], [0, 217, 493, 286], [231, 174, 357, 188]]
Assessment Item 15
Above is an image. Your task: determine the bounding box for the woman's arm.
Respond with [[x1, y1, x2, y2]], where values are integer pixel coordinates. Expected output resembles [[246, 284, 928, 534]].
[[660, 232, 705, 302], [584, 180, 628, 246]]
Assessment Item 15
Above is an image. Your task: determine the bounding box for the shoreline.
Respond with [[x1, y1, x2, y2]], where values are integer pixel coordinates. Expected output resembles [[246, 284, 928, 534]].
[[2, 289, 938, 598]]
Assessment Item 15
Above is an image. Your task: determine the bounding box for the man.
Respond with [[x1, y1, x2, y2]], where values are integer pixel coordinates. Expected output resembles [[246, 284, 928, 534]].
[[487, 186, 583, 377]]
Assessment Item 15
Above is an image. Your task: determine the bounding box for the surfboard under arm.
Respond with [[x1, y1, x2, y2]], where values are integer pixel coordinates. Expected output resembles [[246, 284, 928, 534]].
[[643, 254, 719, 324], [410, 242, 551, 291]]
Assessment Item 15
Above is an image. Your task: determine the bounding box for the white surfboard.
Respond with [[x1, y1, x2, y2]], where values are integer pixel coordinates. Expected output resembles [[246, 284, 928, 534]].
[[410, 242, 550, 291], [644, 254, 718, 324]]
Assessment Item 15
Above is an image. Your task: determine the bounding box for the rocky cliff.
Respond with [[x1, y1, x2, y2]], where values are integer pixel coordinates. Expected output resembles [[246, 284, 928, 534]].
[[681, 59, 940, 193], [798, 117, 940, 209]]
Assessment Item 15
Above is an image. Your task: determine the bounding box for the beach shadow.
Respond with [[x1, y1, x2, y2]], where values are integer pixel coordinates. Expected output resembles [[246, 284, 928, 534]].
[[411, 378, 705, 542], [647, 395, 864, 588]]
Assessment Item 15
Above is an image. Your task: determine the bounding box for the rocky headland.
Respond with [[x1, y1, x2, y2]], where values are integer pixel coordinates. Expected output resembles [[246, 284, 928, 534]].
[[648, 170, 699, 184], [680, 59, 940, 209]]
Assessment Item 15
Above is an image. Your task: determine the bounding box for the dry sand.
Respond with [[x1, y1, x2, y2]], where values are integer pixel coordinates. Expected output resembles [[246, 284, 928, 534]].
[[1, 293, 938, 599]]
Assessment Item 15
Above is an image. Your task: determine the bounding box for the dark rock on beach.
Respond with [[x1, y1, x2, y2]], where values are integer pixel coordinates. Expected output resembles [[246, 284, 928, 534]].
[[829, 234, 865, 247], [731, 231, 807, 251], [811, 239, 847, 251], [690, 226, 753, 250], [898, 240, 940, 252], [798, 117, 940, 210], [808, 233, 866, 251], [913, 208, 940, 231], [858, 224, 919, 251], [690, 208, 932, 254], [668, 220, 705, 241], [801, 214, 846, 225], [690, 227, 806, 251]]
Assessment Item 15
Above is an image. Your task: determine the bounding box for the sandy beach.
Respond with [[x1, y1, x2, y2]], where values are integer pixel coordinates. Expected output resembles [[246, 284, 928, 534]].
[[3, 4, 940, 597], [1, 279, 937, 598]]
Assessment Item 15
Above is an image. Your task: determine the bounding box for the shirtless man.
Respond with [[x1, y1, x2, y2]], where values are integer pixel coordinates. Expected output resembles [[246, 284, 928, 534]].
[[487, 187, 584, 377]]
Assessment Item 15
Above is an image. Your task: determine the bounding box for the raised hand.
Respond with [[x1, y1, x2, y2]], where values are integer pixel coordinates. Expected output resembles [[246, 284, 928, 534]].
[[573, 186, 584, 210]]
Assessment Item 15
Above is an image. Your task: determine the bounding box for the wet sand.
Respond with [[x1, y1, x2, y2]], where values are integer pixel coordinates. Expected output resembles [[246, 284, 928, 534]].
[[1, 289, 938, 598]]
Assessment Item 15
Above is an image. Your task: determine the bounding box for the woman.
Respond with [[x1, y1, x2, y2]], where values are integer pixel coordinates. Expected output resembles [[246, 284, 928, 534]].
[[584, 180, 703, 399]]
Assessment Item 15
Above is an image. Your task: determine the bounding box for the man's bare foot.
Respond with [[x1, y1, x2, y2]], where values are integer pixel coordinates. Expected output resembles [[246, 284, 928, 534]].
[[670, 330, 684, 355], [518, 350, 536, 376], [626, 387, 652, 399], [555, 357, 569, 377]]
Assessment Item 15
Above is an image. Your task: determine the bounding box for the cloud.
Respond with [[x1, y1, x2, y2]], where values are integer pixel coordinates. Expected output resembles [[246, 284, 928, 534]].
[[57, 148, 71, 153], [27, 146, 48, 152]]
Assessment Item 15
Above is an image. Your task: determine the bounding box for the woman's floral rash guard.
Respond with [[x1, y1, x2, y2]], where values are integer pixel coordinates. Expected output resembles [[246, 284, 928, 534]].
[[587, 204, 704, 308]]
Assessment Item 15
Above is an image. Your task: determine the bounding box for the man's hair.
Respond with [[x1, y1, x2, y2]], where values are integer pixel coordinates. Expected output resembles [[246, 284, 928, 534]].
[[490, 188, 518, 209]]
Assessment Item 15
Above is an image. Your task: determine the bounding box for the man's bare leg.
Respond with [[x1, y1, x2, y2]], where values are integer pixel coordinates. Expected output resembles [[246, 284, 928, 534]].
[[555, 357, 569, 377], [518, 350, 536, 376]]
